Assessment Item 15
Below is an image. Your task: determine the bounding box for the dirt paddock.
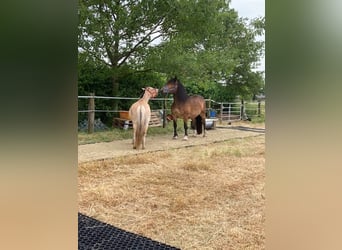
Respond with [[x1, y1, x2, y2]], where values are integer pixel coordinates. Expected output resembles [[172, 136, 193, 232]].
[[78, 123, 265, 249]]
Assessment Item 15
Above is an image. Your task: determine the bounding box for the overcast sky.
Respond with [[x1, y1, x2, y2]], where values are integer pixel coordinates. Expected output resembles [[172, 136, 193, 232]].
[[230, 0, 265, 73], [230, 0, 264, 19]]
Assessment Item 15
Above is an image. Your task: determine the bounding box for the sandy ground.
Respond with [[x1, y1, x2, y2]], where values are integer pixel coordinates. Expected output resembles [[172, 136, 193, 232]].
[[78, 123, 265, 163]]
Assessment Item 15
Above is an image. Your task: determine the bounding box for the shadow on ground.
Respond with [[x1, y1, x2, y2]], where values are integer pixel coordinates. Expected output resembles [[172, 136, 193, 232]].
[[218, 126, 265, 133]]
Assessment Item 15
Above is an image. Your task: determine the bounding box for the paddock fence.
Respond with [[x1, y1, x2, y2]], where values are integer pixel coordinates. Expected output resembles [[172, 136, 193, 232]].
[[78, 94, 265, 133]]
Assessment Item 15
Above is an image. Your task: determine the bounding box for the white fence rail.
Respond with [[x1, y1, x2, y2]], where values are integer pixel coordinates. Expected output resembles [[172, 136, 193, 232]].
[[78, 96, 173, 113], [78, 95, 265, 133]]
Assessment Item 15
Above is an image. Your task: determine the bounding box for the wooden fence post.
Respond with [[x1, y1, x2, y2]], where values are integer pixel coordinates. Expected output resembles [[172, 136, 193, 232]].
[[220, 102, 223, 123], [208, 98, 211, 117], [162, 97, 166, 128], [228, 103, 231, 121], [258, 100, 261, 117], [88, 93, 95, 134], [240, 99, 244, 120]]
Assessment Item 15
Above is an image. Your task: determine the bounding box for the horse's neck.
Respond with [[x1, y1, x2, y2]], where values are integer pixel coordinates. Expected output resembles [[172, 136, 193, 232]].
[[175, 88, 188, 102], [141, 92, 151, 102]]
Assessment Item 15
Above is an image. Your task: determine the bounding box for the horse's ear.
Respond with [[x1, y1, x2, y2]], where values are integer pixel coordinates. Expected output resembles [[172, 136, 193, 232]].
[[174, 76, 179, 85]]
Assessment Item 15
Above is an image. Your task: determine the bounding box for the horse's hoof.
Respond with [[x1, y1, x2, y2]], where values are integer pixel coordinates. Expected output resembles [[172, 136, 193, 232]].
[[173, 136, 178, 140], [183, 136, 188, 141]]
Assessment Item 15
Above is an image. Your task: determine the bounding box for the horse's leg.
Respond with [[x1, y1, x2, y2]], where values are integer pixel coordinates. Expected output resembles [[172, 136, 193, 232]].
[[142, 132, 146, 149], [132, 124, 137, 149], [202, 115, 206, 137], [132, 123, 135, 145], [191, 119, 197, 137], [183, 119, 188, 141], [173, 119, 178, 139], [142, 124, 148, 150]]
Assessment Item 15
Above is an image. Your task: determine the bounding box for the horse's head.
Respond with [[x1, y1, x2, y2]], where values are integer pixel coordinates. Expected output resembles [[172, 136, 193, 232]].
[[161, 77, 178, 94], [143, 87, 159, 98]]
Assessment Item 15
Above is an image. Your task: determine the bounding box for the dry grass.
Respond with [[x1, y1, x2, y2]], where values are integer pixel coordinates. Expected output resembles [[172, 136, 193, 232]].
[[78, 135, 265, 250]]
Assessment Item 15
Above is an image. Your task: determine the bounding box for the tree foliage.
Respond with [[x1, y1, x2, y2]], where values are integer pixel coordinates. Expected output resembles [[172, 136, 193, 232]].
[[78, 0, 265, 111], [147, 6, 265, 101]]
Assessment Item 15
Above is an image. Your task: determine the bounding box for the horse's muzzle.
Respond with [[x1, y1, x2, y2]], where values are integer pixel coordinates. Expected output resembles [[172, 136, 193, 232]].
[[160, 86, 168, 94]]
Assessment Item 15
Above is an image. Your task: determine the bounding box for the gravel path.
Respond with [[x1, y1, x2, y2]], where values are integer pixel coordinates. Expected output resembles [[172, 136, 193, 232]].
[[78, 124, 265, 163]]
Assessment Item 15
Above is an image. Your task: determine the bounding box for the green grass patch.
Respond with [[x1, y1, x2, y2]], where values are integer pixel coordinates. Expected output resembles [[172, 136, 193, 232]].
[[78, 121, 179, 145], [245, 101, 265, 123], [78, 129, 131, 145], [250, 114, 265, 123]]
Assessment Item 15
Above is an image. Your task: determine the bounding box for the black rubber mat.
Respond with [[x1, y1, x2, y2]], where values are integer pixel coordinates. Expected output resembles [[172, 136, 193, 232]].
[[78, 213, 180, 250]]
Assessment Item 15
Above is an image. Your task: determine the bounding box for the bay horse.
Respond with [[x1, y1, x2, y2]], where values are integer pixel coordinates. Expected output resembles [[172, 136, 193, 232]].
[[161, 77, 206, 140], [128, 87, 159, 149]]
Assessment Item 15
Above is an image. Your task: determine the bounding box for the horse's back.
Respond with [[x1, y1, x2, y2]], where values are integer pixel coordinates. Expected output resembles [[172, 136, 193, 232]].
[[188, 95, 206, 107], [129, 101, 151, 122], [129, 101, 151, 149], [171, 95, 206, 119]]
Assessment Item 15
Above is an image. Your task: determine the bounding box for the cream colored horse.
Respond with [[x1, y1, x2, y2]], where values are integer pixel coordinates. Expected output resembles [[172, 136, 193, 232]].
[[128, 87, 159, 149]]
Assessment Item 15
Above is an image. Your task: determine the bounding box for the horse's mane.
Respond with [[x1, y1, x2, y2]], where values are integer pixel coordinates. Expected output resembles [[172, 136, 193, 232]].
[[171, 78, 188, 102]]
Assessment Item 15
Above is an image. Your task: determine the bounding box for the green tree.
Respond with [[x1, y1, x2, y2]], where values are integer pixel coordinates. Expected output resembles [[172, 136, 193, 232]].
[[78, 52, 113, 124], [79, 0, 264, 107], [78, 52, 112, 96], [146, 5, 264, 101], [224, 16, 265, 100], [146, 1, 234, 80], [79, 0, 179, 111], [78, 51, 164, 124]]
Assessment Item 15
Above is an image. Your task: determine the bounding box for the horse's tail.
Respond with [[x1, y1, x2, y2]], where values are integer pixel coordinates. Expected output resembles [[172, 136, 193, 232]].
[[196, 115, 203, 134], [135, 105, 149, 148]]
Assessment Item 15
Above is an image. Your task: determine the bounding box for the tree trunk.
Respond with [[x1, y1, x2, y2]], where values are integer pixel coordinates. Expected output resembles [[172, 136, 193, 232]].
[[88, 93, 95, 134], [112, 74, 119, 116]]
